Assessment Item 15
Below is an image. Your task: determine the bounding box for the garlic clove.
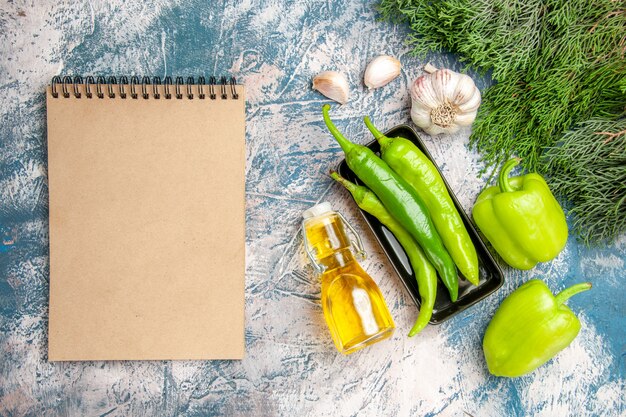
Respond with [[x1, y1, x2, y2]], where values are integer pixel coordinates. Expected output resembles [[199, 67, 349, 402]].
[[431, 69, 458, 105], [410, 106, 431, 128], [423, 123, 449, 136], [445, 124, 461, 134], [313, 71, 349, 104], [455, 110, 478, 126], [452, 74, 479, 106], [364, 55, 401, 90], [457, 86, 481, 113], [410, 75, 439, 109]]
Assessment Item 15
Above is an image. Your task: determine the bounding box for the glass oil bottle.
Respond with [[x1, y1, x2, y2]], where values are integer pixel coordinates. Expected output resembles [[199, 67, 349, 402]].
[[302, 202, 394, 354]]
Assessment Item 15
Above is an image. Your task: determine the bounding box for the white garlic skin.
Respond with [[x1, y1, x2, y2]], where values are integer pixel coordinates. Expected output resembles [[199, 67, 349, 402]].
[[312, 71, 350, 104], [364, 55, 401, 90], [410, 65, 481, 135]]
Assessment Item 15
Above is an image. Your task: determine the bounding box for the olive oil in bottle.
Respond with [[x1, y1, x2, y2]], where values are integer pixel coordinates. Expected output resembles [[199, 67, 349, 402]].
[[302, 202, 394, 354]]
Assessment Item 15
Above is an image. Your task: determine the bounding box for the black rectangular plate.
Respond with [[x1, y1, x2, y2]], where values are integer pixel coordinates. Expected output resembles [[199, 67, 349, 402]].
[[337, 124, 504, 324]]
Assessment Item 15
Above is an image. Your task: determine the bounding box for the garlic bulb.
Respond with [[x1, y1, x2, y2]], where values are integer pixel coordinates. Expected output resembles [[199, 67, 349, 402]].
[[410, 64, 481, 135], [364, 55, 401, 89], [313, 71, 349, 104]]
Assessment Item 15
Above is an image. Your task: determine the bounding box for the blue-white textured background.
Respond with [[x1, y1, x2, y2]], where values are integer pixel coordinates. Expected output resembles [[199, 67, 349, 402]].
[[0, 1, 624, 416]]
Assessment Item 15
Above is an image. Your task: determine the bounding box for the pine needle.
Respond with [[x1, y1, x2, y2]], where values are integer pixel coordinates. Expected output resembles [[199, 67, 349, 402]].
[[544, 119, 626, 245]]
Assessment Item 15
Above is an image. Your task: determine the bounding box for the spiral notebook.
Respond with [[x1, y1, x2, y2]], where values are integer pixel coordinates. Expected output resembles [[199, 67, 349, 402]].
[[46, 76, 245, 361]]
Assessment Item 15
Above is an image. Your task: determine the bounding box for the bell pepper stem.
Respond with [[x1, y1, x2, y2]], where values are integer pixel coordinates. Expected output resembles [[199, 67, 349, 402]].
[[498, 158, 522, 193], [555, 282, 592, 305], [323, 104, 355, 154], [363, 116, 392, 150]]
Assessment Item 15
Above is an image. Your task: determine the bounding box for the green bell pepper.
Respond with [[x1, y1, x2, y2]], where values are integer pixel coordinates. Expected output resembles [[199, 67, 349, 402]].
[[483, 279, 591, 377], [483, 279, 592, 377], [472, 158, 568, 270]]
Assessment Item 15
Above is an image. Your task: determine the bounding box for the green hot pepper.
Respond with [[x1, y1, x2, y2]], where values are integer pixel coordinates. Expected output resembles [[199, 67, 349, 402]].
[[322, 104, 459, 301], [472, 158, 568, 270], [483, 279, 592, 377], [330, 171, 437, 336], [363, 117, 479, 286]]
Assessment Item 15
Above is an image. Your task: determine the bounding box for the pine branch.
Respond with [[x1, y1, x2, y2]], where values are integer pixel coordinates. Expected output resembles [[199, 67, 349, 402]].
[[379, 0, 626, 243]]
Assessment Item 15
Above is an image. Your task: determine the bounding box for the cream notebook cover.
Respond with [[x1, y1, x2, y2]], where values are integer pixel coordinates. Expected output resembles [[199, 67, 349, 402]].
[[46, 76, 245, 361]]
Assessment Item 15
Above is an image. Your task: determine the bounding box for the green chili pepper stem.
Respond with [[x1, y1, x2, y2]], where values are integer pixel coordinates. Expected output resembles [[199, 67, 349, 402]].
[[498, 158, 522, 193], [329, 171, 365, 202], [322, 104, 355, 154], [363, 116, 392, 150], [554, 282, 592, 305]]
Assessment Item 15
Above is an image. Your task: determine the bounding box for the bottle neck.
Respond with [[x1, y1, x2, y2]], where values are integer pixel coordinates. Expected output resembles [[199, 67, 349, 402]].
[[303, 212, 358, 274], [318, 248, 356, 274]]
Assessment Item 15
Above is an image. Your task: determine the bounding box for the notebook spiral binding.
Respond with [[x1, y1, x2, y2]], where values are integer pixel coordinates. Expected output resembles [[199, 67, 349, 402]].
[[50, 76, 239, 100]]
